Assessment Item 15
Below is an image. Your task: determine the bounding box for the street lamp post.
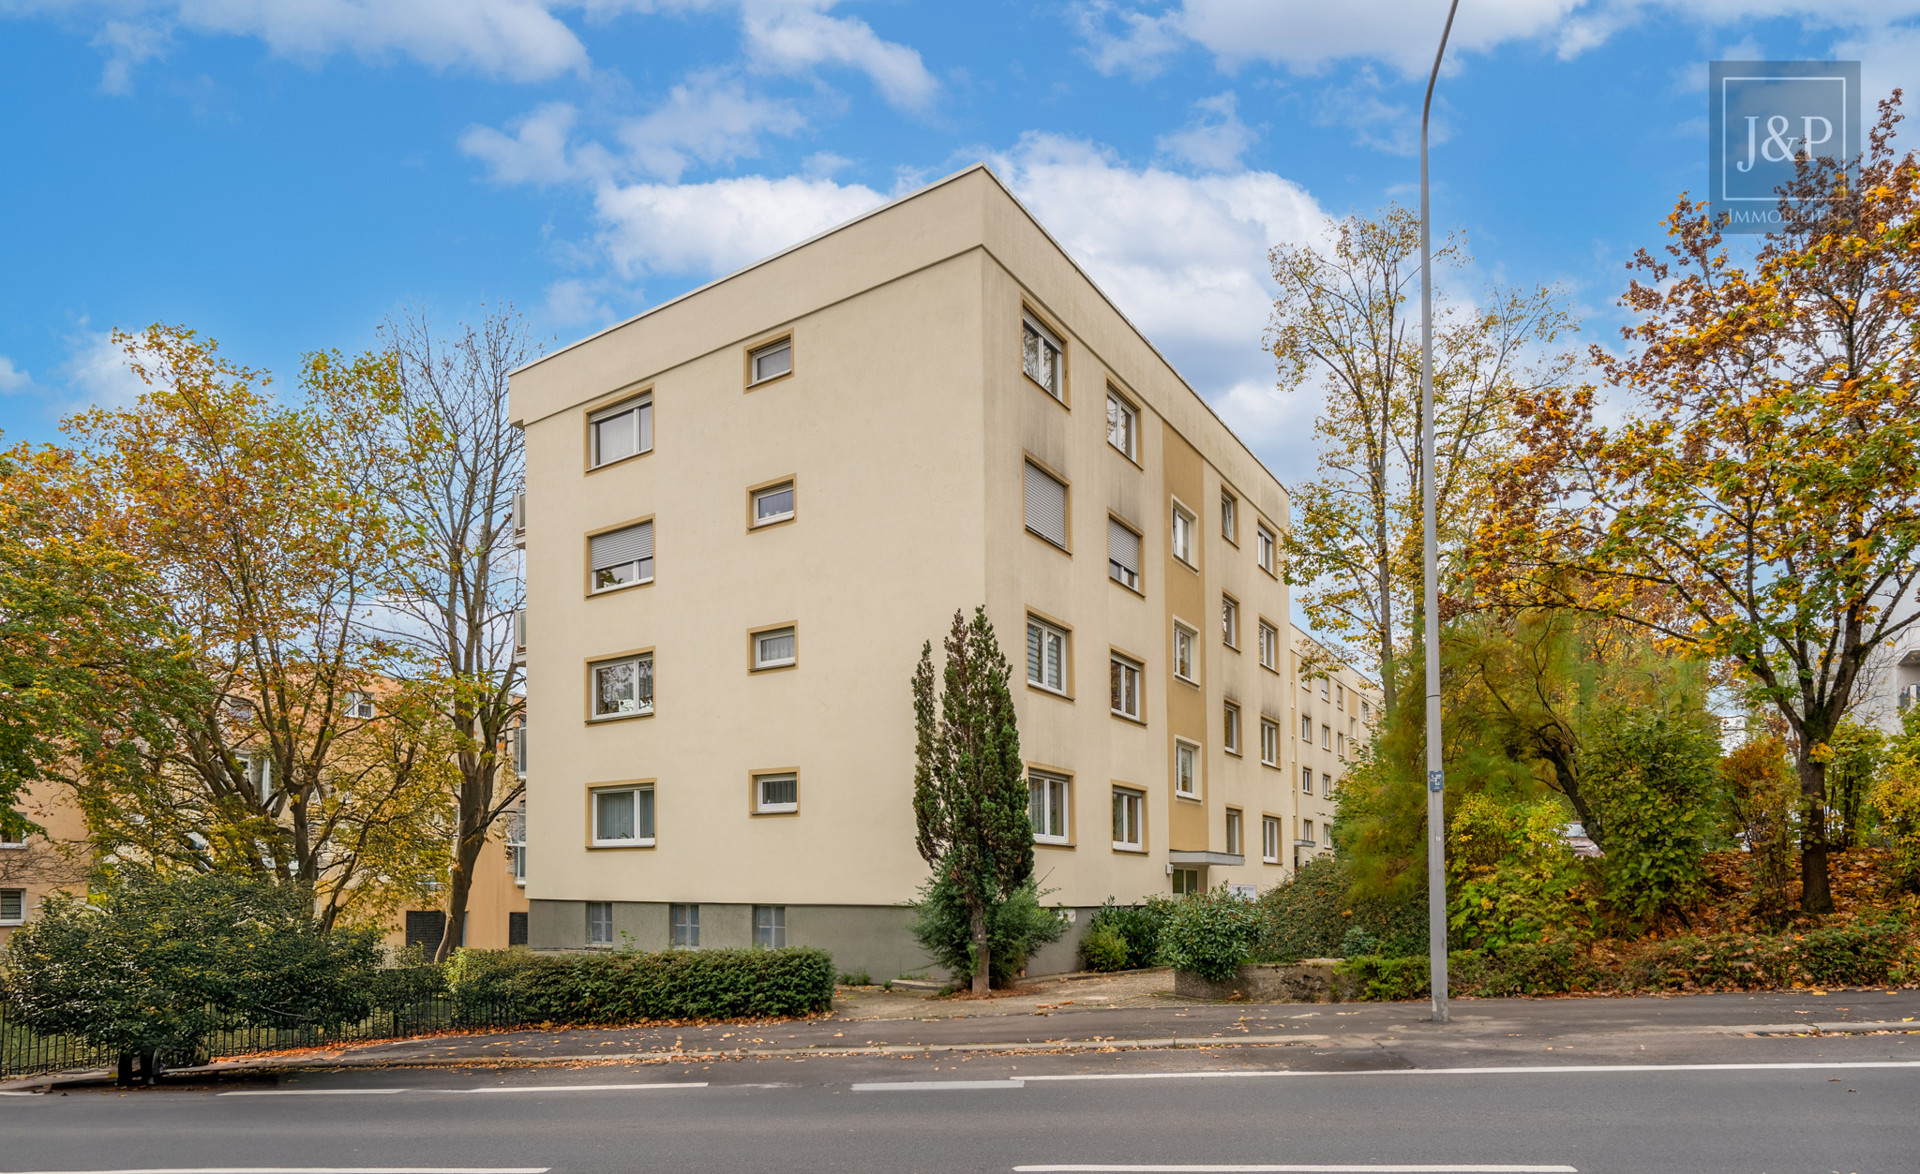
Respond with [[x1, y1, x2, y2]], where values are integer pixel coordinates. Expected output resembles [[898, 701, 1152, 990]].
[[1419, 0, 1461, 1026]]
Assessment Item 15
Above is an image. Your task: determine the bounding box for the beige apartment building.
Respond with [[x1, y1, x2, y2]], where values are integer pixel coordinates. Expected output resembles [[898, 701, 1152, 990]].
[[509, 164, 1375, 978]]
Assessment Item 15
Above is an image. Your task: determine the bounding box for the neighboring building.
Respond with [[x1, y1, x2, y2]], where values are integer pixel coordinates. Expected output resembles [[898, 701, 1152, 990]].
[[1856, 627, 1920, 736], [0, 776, 92, 945], [388, 811, 530, 954], [509, 164, 1377, 978], [1288, 624, 1376, 872]]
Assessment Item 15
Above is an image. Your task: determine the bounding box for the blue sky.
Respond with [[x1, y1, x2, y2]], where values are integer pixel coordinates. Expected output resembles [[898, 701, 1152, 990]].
[[1, 0, 1915, 486]]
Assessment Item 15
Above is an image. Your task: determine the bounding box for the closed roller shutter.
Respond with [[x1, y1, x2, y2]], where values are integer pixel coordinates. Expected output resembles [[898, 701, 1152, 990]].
[[591, 521, 653, 572], [1108, 518, 1140, 578], [1024, 462, 1067, 548]]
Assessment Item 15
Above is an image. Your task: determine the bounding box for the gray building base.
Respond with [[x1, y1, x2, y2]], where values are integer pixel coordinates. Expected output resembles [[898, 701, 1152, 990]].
[[528, 900, 1101, 983]]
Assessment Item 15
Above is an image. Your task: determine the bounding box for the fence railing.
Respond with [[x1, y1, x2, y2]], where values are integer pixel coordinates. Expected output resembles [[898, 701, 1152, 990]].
[[0, 996, 533, 1082]]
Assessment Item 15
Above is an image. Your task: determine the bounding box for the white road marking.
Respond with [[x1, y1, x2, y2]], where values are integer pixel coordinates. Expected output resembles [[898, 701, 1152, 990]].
[[1019, 1060, 1920, 1083], [1014, 1166, 1577, 1173], [217, 1089, 409, 1097], [851, 1079, 1026, 1091], [446, 1082, 708, 1094], [0, 1168, 550, 1174]]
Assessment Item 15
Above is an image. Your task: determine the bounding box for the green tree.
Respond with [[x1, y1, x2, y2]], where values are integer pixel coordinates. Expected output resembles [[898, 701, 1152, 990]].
[[1481, 96, 1920, 912], [0, 867, 379, 1084], [1578, 705, 1721, 927], [1823, 717, 1885, 849], [1721, 734, 1799, 928], [911, 607, 1032, 993]]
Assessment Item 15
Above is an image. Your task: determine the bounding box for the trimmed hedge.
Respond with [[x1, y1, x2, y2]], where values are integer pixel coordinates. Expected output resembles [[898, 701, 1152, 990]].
[[1337, 922, 1920, 1001], [446, 947, 836, 1023]]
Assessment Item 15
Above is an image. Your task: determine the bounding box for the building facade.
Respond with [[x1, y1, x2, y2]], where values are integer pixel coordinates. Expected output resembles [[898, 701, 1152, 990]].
[[511, 165, 1375, 977]]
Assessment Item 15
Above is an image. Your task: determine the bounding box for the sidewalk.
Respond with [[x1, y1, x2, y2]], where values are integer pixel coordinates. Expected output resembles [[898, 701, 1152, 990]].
[[6, 981, 1916, 1091]]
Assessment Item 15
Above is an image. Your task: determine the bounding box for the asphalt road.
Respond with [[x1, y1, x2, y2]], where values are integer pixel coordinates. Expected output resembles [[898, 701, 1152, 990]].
[[4, 1028, 1918, 1174]]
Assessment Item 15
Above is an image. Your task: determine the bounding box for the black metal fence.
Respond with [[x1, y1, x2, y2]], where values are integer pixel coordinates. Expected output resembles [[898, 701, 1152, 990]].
[[0, 997, 533, 1082]]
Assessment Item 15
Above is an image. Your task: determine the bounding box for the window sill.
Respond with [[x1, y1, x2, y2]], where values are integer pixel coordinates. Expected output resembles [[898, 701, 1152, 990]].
[[1024, 372, 1068, 408], [1111, 843, 1147, 854], [1035, 838, 1075, 849], [1174, 557, 1199, 574], [753, 806, 799, 816], [1262, 857, 1283, 866], [1109, 710, 1146, 726], [1260, 662, 1280, 675], [1025, 526, 1071, 554], [1109, 576, 1145, 598], [1174, 792, 1203, 804], [585, 448, 654, 476], [1174, 674, 1201, 689], [1258, 564, 1279, 581], [588, 578, 654, 599], [746, 369, 794, 392], [1224, 748, 1243, 758], [1027, 682, 1073, 701], [1107, 441, 1143, 470], [751, 513, 796, 531], [588, 709, 654, 724], [588, 839, 657, 850], [752, 661, 798, 674]]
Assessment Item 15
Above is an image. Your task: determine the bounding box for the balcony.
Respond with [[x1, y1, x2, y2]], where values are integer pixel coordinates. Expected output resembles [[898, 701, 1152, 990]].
[[511, 491, 526, 550], [512, 608, 526, 667]]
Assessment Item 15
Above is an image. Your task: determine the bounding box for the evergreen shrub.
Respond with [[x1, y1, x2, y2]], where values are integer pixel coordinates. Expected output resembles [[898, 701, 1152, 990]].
[[445, 945, 835, 1022]]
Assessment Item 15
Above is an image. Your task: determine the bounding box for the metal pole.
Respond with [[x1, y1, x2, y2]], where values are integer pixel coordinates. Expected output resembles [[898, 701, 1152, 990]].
[[1420, 0, 1460, 1026]]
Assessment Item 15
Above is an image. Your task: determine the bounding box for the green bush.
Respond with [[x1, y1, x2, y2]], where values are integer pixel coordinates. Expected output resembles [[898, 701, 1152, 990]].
[[1581, 706, 1719, 926], [1338, 954, 1431, 1001], [908, 875, 1066, 988], [1446, 793, 1595, 949], [1253, 856, 1428, 962], [1079, 924, 1130, 972], [1620, 935, 1794, 991], [1795, 923, 1912, 987], [1087, 897, 1175, 969], [445, 945, 835, 1022], [1158, 888, 1259, 983], [1338, 928, 1379, 958]]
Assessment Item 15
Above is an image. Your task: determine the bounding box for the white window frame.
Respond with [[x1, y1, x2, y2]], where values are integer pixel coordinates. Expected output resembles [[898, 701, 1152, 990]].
[[1022, 313, 1064, 399], [591, 784, 656, 847], [1106, 389, 1137, 459], [1302, 766, 1314, 795], [1107, 516, 1142, 591], [1174, 739, 1199, 798], [1028, 771, 1070, 845], [754, 771, 798, 814], [1026, 616, 1069, 696], [343, 691, 375, 720], [1301, 714, 1313, 741], [0, 888, 23, 924], [752, 481, 796, 527], [754, 904, 787, 948], [586, 901, 614, 946], [591, 654, 654, 719], [1256, 523, 1276, 574], [1302, 819, 1316, 846], [1112, 787, 1144, 850], [590, 521, 655, 592], [1263, 815, 1281, 863], [1110, 654, 1142, 720], [670, 903, 700, 948], [1336, 683, 1346, 710], [1337, 731, 1346, 757], [1259, 622, 1278, 670], [1323, 724, 1332, 749], [1223, 701, 1241, 755], [754, 627, 798, 671], [1221, 595, 1239, 647], [1173, 624, 1197, 684], [1023, 460, 1070, 551], [1324, 772, 1334, 798], [1260, 718, 1279, 766], [749, 337, 793, 385], [1171, 504, 1195, 566], [1220, 492, 1237, 543], [589, 395, 653, 468], [1225, 809, 1242, 856]]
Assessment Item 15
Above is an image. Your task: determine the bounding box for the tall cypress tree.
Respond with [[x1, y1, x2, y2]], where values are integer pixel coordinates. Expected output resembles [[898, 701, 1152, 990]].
[[912, 606, 1032, 993]]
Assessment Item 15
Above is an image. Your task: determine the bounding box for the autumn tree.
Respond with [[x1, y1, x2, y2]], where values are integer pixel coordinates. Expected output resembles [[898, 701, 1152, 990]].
[[1268, 207, 1575, 708], [47, 325, 452, 927], [368, 307, 532, 962], [911, 607, 1032, 993], [1481, 95, 1920, 912]]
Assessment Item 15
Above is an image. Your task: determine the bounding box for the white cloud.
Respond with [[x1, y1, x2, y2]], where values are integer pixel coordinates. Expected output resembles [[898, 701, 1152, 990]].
[[91, 18, 170, 94], [0, 356, 35, 394], [461, 102, 589, 185], [615, 71, 806, 181], [738, 0, 937, 110], [1312, 67, 1439, 156], [1070, 1, 1187, 79], [592, 173, 885, 278], [59, 329, 149, 413], [1155, 91, 1256, 170]]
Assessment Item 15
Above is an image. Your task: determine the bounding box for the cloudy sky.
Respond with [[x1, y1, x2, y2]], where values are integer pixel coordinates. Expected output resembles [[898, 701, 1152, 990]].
[[1, 0, 1916, 486]]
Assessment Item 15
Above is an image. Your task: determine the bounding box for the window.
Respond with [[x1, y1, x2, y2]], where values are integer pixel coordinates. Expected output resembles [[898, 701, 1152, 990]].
[[1026, 617, 1068, 694], [1336, 732, 1345, 757], [592, 654, 654, 718], [1171, 504, 1195, 566], [1362, 700, 1372, 722], [1024, 460, 1068, 549], [508, 826, 526, 884], [1225, 809, 1242, 856], [592, 785, 655, 847], [1263, 816, 1281, 863], [1022, 313, 1064, 398], [749, 337, 792, 385], [671, 903, 700, 948], [1106, 390, 1137, 458], [1302, 766, 1314, 794], [1258, 621, 1279, 670], [245, 751, 276, 806], [754, 905, 786, 948], [591, 521, 655, 591], [1175, 740, 1198, 797], [1221, 595, 1239, 647], [752, 481, 795, 527], [1301, 714, 1312, 741], [0, 821, 23, 848], [1171, 867, 1201, 896], [1323, 772, 1334, 798], [753, 626, 797, 670], [1325, 820, 1335, 849], [1220, 492, 1237, 542], [343, 691, 375, 719], [0, 889, 22, 923], [1302, 819, 1315, 846], [1260, 718, 1279, 766], [1323, 724, 1332, 749], [1337, 684, 1346, 710], [589, 396, 652, 467], [754, 772, 798, 814], [1108, 518, 1141, 590], [512, 724, 528, 779], [585, 902, 613, 946], [1321, 678, 1330, 700], [1173, 625, 1196, 683], [1112, 788, 1144, 849], [1256, 523, 1276, 574], [1110, 654, 1142, 720], [1029, 771, 1070, 844], [1223, 701, 1241, 754]]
